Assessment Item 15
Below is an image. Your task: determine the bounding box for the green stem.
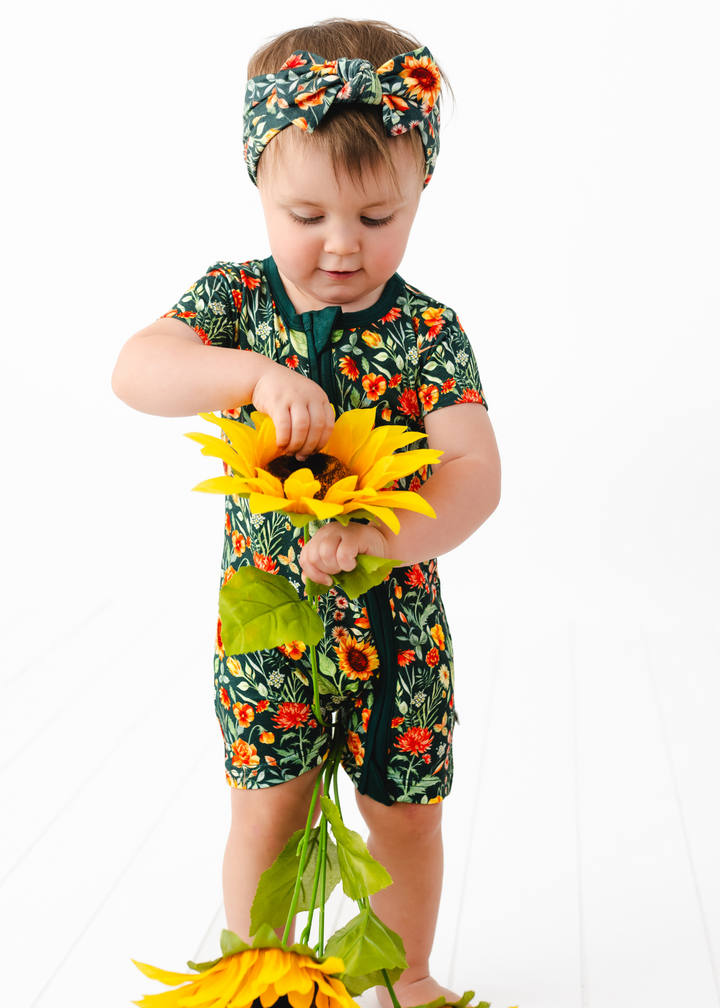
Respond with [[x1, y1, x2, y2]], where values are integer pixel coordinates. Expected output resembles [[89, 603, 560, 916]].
[[381, 969, 402, 1008], [309, 640, 328, 727], [317, 815, 328, 956], [282, 770, 323, 946]]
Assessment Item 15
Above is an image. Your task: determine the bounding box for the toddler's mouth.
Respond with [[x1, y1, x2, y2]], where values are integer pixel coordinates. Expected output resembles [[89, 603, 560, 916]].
[[320, 269, 360, 281]]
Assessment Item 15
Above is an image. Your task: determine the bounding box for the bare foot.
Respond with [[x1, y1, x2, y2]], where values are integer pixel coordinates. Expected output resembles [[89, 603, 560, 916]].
[[376, 975, 461, 1008]]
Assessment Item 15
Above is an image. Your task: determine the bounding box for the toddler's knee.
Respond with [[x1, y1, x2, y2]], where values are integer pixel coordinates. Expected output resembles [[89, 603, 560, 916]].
[[357, 793, 443, 844]]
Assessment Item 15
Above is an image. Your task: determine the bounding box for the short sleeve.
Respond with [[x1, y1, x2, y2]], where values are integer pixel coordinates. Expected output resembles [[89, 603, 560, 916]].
[[160, 263, 243, 348], [416, 311, 488, 418]]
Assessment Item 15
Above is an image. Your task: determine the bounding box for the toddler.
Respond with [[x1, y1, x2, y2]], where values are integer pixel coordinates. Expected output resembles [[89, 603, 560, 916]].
[[112, 17, 501, 1008]]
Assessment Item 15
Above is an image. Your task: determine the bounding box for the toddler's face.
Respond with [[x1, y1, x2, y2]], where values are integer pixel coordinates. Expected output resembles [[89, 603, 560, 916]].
[[257, 139, 423, 314]]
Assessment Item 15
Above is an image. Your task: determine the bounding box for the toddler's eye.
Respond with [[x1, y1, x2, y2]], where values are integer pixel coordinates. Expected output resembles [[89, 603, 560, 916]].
[[289, 211, 322, 225], [362, 214, 395, 227]]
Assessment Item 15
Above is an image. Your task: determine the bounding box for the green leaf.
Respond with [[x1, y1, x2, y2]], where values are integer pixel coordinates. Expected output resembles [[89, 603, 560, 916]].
[[324, 906, 407, 981], [318, 652, 336, 677], [320, 796, 392, 898], [219, 567, 324, 654], [331, 555, 399, 601], [305, 577, 331, 598], [249, 826, 341, 933], [289, 328, 308, 356], [220, 930, 250, 957], [342, 966, 404, 997], [407, 995, 487, 1008], [187, 958, 221, 973]]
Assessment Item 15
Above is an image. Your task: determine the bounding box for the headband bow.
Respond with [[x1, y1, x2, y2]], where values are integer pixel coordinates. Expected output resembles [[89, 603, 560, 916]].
[[243, 46, 441, 186]]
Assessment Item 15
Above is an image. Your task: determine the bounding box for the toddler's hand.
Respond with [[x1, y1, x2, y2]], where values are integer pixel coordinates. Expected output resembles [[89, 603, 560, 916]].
[[299, 522, 388, 587], [252, 362, 335, 459]]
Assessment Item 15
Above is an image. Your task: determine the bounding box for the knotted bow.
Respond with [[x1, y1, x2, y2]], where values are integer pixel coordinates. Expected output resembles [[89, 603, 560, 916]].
[[243, 47, 441, 186]]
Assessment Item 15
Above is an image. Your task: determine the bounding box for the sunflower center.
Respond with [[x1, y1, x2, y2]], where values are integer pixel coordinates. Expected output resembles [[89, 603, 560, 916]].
[[346, 647, 370, 673], [266, 452, 353, 498]]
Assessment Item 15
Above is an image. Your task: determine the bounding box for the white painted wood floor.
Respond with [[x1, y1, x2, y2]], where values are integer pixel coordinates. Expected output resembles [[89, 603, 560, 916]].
[[2, 588, 719, 1007]]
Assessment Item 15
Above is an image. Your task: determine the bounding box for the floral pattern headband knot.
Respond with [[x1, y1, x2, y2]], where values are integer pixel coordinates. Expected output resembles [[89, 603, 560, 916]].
[[243, 46, 442, 186]]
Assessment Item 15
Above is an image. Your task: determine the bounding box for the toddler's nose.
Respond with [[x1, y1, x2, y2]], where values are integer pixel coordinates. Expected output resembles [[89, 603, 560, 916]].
[[323, 223, 361, 258]]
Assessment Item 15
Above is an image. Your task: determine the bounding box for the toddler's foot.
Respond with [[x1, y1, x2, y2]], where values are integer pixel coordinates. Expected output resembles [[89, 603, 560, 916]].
[[376, 975, 461, 1008]]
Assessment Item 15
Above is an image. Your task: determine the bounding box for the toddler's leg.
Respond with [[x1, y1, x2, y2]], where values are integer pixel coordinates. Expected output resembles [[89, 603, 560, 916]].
[[223, 765, 323, 942], [355, 794, 459, 1008]]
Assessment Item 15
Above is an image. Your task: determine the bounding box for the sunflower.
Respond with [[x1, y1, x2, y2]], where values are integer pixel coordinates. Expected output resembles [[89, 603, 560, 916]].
[[133, 942, 356, 1008], [334, 635, 379, 681], [185, 407, 442, 532]]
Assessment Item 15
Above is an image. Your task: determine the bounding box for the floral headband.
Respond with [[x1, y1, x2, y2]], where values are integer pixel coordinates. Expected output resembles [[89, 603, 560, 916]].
[[243, 46, 442, 186]]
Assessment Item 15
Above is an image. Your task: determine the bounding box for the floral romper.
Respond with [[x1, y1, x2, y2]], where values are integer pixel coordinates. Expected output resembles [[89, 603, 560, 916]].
[[164, 256, 488, 805]]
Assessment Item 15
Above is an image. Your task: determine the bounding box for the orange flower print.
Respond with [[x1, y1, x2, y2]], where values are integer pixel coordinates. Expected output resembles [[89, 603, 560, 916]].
[[194, 326, 211, 345], [232, 702, 254, 727], [419, 384, 439, 411], [254, 551, 279, 574], [430, 624, 446, 650], [355, 697, 363, 708], [259, 730, 275, 744], [231, 289, 243, 310], [256, 700, 269, 713], [427, 647, 440, 667], [391, 717, 405, 728], [382, 94, 410, 112], [456, 388, 486, 405], [278, 640, 307, 660], [361, 330, 382, 348], [219, 687, 231, 709], [296, 87, 327, 110], [216, 618, 225, 659], [232, 531, 247, 556], [347, 730, 365, 766], [441, 378, 456, 394], [280, 53, 308, 70], [224, 513, 232, 535], [286, 354, 299, 369], [292, 117, 310, 131], [339, 356, 359, 380], [398, 389, 419, 418], [397, 649, 416, 667], [400, 54, 442, 108], [394, 585, 402, 599], [335, 635, 380, 680], [362, 373, 387, 401], [361, 708, 371, 731], [394, 725, 433, 756], [388, 373, 402, 388], [265, 754, 278, 766], [381, 408, 392, 422], [240, 269, 261, 290], [272, 702, 312, 730], [354, 607, 370, 629], [227, 657, 243, 676], [422, 306, 445, 339], [380, 306, 402, 324], [408, 475, 422, 493], [231, 738, 260, 767], [405, 565, 426, 589]]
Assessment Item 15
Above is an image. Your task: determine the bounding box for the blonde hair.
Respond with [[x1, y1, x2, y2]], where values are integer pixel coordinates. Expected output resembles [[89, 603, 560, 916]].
[[247, 17, 449, 190]]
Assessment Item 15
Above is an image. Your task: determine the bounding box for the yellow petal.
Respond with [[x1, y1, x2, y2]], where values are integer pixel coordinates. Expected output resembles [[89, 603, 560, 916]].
[[192, 476, 251, 494], [373, 490, 437, 518], [248, 492, 295, 513], [250, 412, 279, 468], [360, 448, 443, 489], [197, 413, 263, 470], [321, 408, 377, 465], [302, 497, 344, 520], [348, 427, 423, 478], [283, 469, 321, 501], [315, 957, 346, 975], [322, 475, 360, 504], [184, 432, 254, 476], [132, 960, 195, 986], [348, 503, 400, 533], [246, 470, 285, 496]]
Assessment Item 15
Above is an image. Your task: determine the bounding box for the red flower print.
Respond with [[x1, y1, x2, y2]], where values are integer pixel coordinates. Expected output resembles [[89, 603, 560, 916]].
[[231, 289, 242, 310], [456, 388, 485, 405], [427, 647, 440, 668], [232, 531, 247, 556], [362, 373, 387, 401], [219, 687, 231, 709], [222, 566, 236, 587], [286, 355, 299, 369], [216, 618, 225, 659], [419, 384, 439, 411], [280, 53, 308, 70], [231, 738, 260, 767], [339, 356, 360, 381], [259, 730, 275, 744], [391, 717, 405, 728], [354, 607, 370, 629], [394, 725, 433, 756], [441, 378, 456, 394], [361, 708, 371, 731], [381, 306, 402, 324], [254, 551, 279, 574], [225, 513, 232, 535], [388, 373, 402, 388], [272, 702, 312, 730], [408, 475, 422, 493], [232, 702, 255, 727], [277, 640, 307, 660], [256, 700, 269, 713], [355, 697, 363, 708], [176, 311, 197, 318], [405, 564, 426, 589], [240, 269, 261, 289], [398, 389, 419, 418], [194, 326, 211, 345], [397, 649, 416, 667], [412, 316, 420, 333], [347, 730, 365, 766]]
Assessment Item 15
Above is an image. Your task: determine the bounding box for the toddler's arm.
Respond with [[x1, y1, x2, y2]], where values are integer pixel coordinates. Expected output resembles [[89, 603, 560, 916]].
[[111, 318, 335, 457], [299, 402, 501, 584]]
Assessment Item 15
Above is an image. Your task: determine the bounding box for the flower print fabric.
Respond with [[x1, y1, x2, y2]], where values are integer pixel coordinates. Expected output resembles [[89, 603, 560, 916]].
[[163, 257, 487, 804]]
